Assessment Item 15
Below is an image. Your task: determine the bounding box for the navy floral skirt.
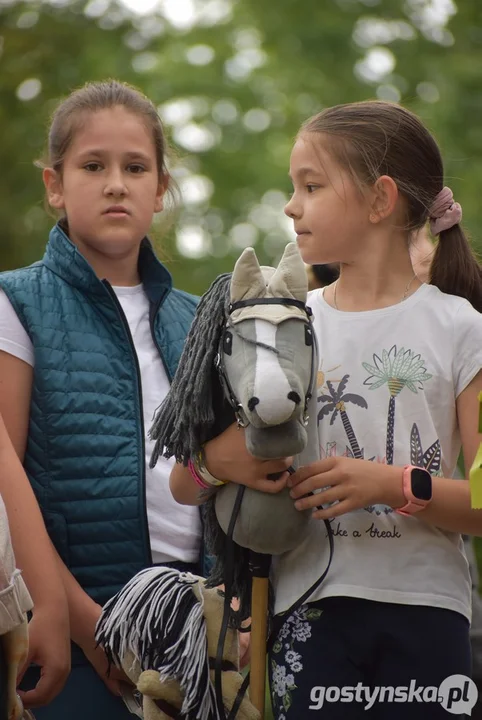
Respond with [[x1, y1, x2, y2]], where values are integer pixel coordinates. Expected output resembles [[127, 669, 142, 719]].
[[268, 597, 471, 719]]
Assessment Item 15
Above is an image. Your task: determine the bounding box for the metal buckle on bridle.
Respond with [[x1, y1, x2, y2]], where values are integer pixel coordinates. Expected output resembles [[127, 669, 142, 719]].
[[234, 409, 249, 429]]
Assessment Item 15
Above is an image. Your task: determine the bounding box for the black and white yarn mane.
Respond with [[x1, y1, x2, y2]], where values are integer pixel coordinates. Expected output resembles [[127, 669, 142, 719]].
[[96, 567, 221, 720]]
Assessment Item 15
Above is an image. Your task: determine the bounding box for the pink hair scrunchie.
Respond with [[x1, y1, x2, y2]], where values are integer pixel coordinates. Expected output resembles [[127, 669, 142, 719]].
[[429, 186, 462, 235]]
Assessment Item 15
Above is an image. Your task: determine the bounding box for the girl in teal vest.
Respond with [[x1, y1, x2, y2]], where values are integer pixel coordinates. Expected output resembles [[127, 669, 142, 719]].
[[0, 80, 202, 719]]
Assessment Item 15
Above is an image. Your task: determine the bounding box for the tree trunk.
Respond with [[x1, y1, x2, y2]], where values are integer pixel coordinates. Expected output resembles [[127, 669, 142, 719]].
[[341, 410, 363, 459], [386, 395, 396, 464]]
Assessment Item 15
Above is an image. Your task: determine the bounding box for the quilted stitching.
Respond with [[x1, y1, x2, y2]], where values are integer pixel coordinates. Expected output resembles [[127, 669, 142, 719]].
[[0, 225, 197, 604]]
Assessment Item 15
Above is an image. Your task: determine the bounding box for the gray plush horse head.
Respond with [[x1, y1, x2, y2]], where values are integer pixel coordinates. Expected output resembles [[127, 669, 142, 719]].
[[214, 243, 319, 554], [149, 241, 319, 564], [217, 243, 315, 459]]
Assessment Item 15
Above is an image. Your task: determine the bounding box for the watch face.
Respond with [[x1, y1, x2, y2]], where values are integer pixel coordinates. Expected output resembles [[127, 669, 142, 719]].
[[411, 468, 432, 501]]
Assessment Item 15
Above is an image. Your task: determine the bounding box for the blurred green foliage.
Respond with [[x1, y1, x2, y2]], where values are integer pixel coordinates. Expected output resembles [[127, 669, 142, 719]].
[[1, 5, 482, 711], [0, 0, 481, 296]]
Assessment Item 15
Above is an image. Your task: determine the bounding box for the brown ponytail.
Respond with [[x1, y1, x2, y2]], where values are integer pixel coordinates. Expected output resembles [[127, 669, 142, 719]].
[[430, 226, 482, 312], [301, 100, 482, 310]]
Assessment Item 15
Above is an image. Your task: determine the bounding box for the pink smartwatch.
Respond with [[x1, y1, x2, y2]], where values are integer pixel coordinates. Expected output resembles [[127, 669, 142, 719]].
[[396, 465, 432, 516]]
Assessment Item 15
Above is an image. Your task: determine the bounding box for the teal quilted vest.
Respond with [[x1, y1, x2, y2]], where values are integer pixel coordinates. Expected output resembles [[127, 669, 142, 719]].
[[0, 224, 198, 605]]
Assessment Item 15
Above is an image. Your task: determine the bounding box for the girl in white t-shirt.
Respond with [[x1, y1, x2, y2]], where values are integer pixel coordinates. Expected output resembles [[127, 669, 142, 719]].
[[171, 101, 482, 719], [0, 80, 203, 720]]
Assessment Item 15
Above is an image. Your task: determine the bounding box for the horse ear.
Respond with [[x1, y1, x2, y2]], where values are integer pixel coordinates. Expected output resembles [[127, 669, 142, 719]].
[[230, 247, 267, 303], [267, 242, 308, 301]]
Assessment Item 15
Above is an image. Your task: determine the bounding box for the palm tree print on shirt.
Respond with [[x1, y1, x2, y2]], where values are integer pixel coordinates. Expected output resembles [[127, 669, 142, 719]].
[[410, 423, 442, 475], [318, 375, 368, 459], [363, 346, 432, 464], [320, 441, 352, 460]]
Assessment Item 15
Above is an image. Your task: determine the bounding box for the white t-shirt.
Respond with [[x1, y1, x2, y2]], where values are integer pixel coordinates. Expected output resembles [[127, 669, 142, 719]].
[[271, 284, 482, 621], [0, 286, 201, 565]]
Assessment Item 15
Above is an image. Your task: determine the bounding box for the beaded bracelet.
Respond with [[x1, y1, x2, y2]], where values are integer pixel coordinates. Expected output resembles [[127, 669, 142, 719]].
[[187, 458, 211, 490]]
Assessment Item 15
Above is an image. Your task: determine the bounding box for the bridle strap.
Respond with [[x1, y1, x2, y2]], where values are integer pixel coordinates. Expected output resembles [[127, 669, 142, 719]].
[[209, 657, 238, 673], [217, 296, 317, 424], [215, 348, 249, 428], [229, 297, 312, 315]]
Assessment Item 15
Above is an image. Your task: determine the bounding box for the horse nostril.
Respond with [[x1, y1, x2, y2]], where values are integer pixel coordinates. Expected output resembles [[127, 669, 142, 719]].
[[288, 391, 301, 404], [248, 397, 260, 412]]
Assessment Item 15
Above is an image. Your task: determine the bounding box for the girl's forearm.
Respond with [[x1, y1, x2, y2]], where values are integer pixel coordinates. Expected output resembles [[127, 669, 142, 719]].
[[381, 468, 482, 535], [418, 476, 482, 535], [0, 404, 97, 643], [170, 461, 217, 506], [53, 550, 102, 648], [0, 439, 67, 611]]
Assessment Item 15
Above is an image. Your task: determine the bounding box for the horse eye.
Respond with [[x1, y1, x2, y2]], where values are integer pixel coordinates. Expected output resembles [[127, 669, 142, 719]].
[[304, 325, 313, 347], [223, 331, 233, 355]]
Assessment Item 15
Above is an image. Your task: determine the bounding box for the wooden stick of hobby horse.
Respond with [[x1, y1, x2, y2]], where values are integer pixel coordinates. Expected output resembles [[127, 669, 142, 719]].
[[249, 553, 271, 719]]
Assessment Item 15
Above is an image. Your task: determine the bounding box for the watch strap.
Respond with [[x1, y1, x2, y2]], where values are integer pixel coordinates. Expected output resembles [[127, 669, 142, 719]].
[[396, 465, 430, 516]]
